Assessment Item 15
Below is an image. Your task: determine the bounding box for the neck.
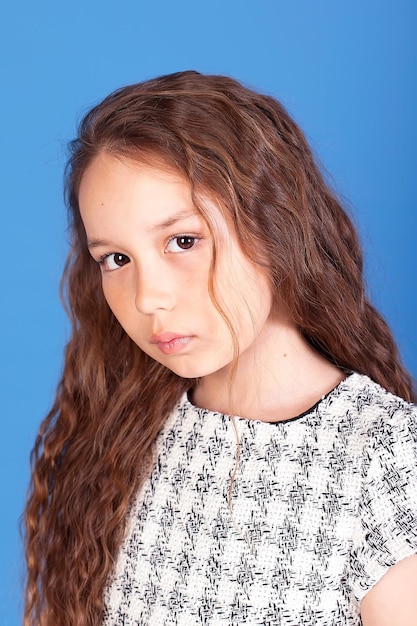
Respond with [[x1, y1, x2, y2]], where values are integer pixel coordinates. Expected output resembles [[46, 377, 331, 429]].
[[192, 321, 345, 422]]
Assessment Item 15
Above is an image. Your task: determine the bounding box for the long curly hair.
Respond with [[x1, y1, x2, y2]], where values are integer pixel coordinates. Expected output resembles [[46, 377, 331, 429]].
[[24, 70, 416, 625]]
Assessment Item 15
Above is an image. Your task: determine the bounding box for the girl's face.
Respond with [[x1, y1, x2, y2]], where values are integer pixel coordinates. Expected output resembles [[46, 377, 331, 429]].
[[79, 154, 275, 381]]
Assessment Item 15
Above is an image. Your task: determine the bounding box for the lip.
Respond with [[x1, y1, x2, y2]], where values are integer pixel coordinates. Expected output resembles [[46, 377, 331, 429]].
[[150, 332, 192, 355]]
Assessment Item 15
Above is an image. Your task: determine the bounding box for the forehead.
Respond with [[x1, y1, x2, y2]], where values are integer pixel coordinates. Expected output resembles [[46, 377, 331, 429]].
[[78, 153, 232, 242], [79, 153, 190, 207], [80, 154, 192, 228]]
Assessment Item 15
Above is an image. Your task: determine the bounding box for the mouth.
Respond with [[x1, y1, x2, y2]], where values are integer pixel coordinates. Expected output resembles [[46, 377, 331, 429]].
[[150, 332, 192, 355]]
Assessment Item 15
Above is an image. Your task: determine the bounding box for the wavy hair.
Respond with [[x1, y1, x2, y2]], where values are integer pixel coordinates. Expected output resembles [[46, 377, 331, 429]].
[[24, 70, 416, 625]]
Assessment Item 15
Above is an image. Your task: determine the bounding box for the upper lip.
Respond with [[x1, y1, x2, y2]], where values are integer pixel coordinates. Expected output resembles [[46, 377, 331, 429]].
[[149, 332, 188, 344]]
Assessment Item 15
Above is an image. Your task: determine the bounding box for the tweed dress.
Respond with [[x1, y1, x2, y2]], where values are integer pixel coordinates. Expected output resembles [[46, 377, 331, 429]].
[[103, 373, 417, 625]]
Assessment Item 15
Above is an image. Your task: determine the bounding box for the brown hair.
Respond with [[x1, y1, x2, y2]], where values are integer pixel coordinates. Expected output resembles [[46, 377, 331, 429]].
[[24, 70, 416, 625]]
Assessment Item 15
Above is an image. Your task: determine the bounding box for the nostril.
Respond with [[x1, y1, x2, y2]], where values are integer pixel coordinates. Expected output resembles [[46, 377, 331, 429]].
[[134, 278, 175, 315]]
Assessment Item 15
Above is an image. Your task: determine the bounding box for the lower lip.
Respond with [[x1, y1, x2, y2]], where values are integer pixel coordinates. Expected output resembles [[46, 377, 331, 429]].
[[155, 336, 192, 355]]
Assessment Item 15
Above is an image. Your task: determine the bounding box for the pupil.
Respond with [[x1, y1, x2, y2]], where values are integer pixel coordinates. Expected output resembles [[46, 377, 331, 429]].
[[179, 237, 193, 249], [116, 254, 126, 265]]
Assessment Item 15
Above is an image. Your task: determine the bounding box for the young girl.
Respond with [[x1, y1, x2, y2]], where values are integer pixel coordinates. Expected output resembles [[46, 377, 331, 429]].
[[24, 71, 417, 626]]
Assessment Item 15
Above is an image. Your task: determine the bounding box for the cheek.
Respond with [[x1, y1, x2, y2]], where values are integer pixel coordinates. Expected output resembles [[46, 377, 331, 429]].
[[216, 264, 272, 331], [101, 279, 133, 323]]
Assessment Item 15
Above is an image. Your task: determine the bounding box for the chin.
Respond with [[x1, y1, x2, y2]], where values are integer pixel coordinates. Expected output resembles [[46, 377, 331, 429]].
[[164, 365, 208, 380], [160, 359, 225, 381]]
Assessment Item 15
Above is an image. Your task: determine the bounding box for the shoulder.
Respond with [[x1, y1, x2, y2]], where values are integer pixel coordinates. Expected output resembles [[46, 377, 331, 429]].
[[336, 373, 417, 482], [337, 372, 415, 412], [313, 372, 416, 465], [344, 375, 417, 604], [329, 372, 416, 434]]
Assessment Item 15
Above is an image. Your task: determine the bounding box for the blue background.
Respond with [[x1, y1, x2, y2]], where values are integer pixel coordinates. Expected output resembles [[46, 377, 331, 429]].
[[1, 1, 416, 623]]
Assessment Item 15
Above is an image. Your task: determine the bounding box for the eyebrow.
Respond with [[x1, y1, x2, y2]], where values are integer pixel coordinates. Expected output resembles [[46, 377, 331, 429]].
[[87, 238, 113, 250], [87, 210, 200, 250], [150, 209, 200, 232]]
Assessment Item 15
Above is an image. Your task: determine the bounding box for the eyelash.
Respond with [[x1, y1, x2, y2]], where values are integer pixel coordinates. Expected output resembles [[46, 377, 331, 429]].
[[165, 234, 200, 252], [96, 234, 201, 271], [97, 252, 129, 271]]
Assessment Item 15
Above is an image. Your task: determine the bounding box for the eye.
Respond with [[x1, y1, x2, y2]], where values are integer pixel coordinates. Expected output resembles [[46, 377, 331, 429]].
[[100, 253, 130, 271], [166, 235, 198, 252]]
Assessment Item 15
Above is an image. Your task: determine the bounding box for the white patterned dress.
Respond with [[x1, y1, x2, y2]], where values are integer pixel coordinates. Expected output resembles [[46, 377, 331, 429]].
[[103, 373, 417, 625]]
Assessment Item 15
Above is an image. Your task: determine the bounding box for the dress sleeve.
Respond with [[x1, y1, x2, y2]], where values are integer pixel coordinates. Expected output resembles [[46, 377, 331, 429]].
[[350, 404, 417, 602]]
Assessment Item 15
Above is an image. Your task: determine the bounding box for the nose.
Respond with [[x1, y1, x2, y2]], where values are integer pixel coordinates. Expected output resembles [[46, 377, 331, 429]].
[[134, 265, 175, 315]]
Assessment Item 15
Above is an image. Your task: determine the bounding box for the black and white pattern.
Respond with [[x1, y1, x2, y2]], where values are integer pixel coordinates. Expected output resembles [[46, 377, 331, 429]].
[[103, 373, 417, 625]]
